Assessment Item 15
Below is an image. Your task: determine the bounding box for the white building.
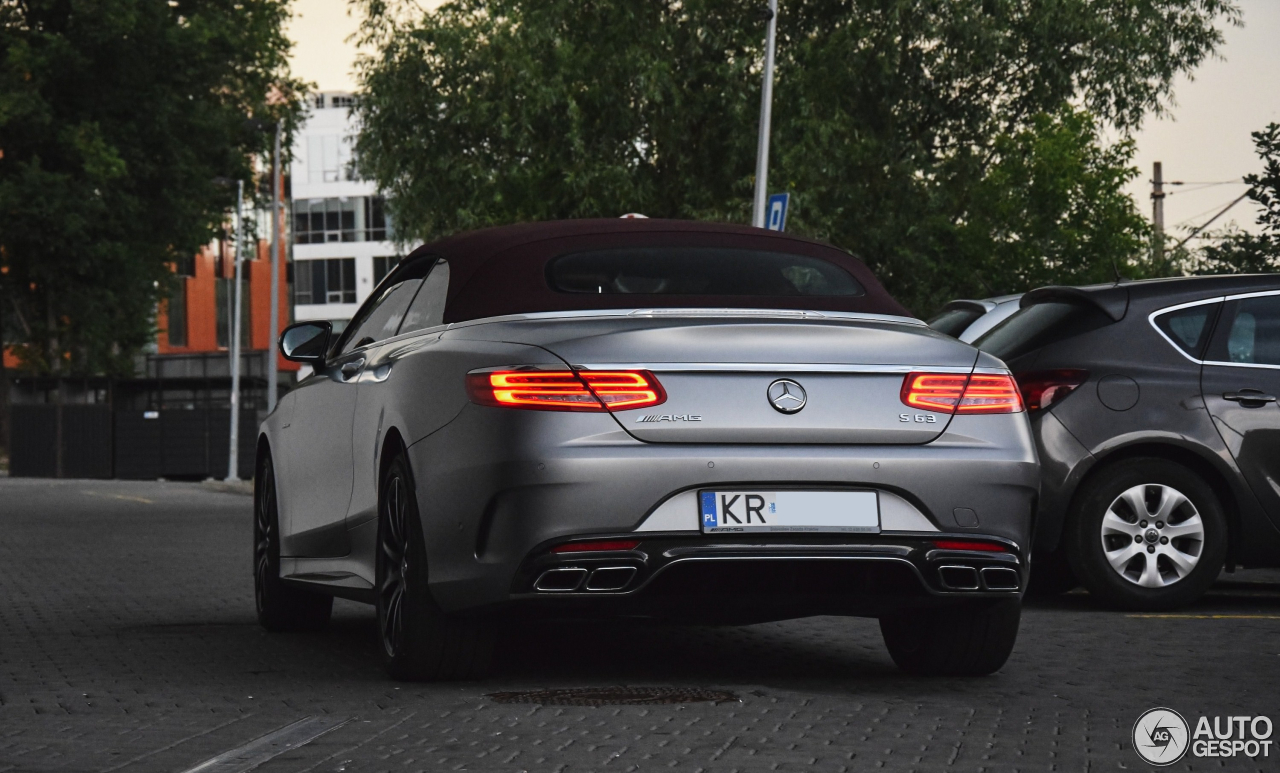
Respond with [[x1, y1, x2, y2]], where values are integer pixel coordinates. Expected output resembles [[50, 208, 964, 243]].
[[290, 92, 410, 332]]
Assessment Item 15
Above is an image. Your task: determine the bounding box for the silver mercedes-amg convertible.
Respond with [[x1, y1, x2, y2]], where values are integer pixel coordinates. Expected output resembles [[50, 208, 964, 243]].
[[255, 219, 1038, 680]]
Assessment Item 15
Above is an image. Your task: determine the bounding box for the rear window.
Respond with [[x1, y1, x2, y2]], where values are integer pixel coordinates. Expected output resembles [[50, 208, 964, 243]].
[[547, 247, 863, 297], [975, 301, 1114, 362], [928, 307, 984, 337]]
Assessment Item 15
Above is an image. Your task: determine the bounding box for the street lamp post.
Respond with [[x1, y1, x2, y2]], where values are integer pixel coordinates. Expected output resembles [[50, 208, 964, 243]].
[[227, 179, 245, 482], [751, 0, 779, 229], [267, 119, 282, 414]]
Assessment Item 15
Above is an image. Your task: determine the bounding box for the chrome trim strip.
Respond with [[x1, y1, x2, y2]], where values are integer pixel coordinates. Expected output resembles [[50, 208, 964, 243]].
[[1147, 290, 1280, 370], [572, 362, 975, 374]]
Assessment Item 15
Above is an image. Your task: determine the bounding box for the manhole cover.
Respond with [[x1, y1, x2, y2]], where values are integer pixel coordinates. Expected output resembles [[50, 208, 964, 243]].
[[487, 686, 737, 706]]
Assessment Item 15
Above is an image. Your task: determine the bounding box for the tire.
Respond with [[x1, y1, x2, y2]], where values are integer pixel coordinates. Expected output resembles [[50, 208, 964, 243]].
[[254, 451, 333, 632], [1065, 458, 1227, 611], [879, 600, 1021, 676], [1026, 548, 1079, 596], [377, 452, 494, 681]]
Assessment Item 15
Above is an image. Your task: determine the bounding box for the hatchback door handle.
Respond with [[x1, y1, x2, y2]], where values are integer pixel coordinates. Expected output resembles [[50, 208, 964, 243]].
[[340, 358, 366, 381], [1223, 390, 1277, 405]]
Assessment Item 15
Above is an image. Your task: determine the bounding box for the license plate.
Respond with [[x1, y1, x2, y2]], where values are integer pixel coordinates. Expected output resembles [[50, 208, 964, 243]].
[[698, 490, 880, 533]]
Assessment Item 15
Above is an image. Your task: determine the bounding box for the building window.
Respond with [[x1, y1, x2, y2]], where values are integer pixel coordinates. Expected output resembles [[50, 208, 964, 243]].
[[294, 258, 356, 306], [330, 95, 356, 108], [167, 278, 187, 348], [372, 255, 401, 286], [293, 197, 391, 244]]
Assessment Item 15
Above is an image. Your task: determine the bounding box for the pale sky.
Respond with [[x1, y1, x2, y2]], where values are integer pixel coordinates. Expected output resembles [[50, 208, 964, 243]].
[[287, 0, 1280, 237]]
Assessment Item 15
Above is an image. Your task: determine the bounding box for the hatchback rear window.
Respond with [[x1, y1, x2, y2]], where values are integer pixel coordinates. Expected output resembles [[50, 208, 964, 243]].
[[547, 247, 863, 297], [928, 307, 984, 337], [976, 301, 1114, 361]]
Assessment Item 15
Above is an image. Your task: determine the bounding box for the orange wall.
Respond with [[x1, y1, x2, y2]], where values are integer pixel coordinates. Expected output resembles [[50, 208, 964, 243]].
[[159, 238, 299, 372]]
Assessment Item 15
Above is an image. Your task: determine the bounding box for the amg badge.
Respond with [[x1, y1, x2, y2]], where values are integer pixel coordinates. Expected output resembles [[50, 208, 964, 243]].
[[636, 414, 703, 423]]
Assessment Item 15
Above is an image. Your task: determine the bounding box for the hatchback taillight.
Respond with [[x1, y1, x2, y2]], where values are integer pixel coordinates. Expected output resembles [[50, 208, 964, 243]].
[[1015, 369, 1089, 411], [901, 373, 1024, 415], [466, 369, 666, 411]]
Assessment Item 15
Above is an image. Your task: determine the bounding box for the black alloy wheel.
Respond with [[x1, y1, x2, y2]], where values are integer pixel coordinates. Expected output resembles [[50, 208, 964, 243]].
[[254, 451, 333, 631], [376, 451, 495, 681]]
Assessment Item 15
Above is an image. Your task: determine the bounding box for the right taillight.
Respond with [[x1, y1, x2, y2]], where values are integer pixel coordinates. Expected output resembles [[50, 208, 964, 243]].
[[901, 372, 1024, 415], [1015, 369, 1089, 411]]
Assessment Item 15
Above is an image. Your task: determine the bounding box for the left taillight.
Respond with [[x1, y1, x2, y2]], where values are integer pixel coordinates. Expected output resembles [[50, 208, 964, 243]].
[[466, 369, 666, 412], [901, 372, 1024, 415]]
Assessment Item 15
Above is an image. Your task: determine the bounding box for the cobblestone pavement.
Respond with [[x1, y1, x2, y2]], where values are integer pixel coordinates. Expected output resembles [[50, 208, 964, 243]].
[[1, 478, 1277, 773]]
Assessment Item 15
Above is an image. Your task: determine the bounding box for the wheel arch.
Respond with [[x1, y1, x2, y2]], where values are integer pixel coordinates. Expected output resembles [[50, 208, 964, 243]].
[[1065, 440, 1242, 563], [378, 426, 408, 492]]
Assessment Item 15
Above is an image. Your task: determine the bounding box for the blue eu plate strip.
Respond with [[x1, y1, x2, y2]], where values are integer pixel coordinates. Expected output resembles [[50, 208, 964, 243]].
[[700, 491, 717, 529]]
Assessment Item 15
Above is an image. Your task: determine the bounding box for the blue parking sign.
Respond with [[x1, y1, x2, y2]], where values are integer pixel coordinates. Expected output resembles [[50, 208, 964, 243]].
[[766, 192, 789, 232]]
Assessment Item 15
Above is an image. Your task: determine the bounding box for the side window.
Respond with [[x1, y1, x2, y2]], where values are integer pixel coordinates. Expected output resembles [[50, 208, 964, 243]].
[[398, 260, 450, 335], [1207, 295, 1280, 366], [336, 259, 433, 355], [1153, 302, 1220, 360]]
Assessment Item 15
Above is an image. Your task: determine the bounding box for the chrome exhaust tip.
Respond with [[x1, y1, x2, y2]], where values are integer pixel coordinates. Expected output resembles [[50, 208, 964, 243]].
[[584, 566, 638, 592], [534, 567, 588, 592], [938, 565, 981, 591], [981, 566, 1020, 591]]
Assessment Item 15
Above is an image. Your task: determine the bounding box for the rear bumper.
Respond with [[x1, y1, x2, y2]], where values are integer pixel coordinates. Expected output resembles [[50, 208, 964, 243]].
[[499, 533, 1023, 623], [408, 405, 1038, 614]]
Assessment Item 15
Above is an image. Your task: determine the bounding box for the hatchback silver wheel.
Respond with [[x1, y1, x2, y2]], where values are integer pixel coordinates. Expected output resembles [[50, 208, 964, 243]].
[[1100, 483, 1205, 588]]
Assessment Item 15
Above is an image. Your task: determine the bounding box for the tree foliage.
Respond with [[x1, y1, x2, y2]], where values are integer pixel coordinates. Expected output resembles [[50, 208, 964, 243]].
[[1190, 123, 1280, 275], [355, 0, 1237, 314], [0, 0, 305, 375]]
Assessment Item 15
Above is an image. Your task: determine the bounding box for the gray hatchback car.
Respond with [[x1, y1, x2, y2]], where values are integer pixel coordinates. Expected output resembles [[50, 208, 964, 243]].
[[256, 219, 1038, 680], [976, 276, 1280, 610]]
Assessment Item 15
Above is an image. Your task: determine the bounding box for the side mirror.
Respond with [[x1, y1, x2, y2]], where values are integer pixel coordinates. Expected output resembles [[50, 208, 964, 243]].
[[280, 321, 332, 363]]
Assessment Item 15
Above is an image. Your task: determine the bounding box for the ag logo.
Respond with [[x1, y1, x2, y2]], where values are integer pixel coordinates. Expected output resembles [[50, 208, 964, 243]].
[[1133, 707, 1190, 766]]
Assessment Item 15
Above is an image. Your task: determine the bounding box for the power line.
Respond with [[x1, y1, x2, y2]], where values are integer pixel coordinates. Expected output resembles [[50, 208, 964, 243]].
[[1171, 192, 1251, 251]]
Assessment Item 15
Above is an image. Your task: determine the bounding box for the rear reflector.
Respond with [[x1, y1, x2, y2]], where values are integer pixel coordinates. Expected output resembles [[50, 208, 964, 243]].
[[901, 373, 1023, 415], [466, 370, 665, 412], [551, 539, 641, 553], [1015, 369, 1089, 411], [932, 539, 1009, 553]]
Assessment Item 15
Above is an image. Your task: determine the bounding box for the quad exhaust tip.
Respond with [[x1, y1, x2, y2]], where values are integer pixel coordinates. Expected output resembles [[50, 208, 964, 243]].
[[938, 564, 1021, 591], [534, 566, 638, 593]]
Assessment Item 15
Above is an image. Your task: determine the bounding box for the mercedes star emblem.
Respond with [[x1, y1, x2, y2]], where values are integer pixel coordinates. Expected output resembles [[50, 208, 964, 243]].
[[768, 379, 807, 414]]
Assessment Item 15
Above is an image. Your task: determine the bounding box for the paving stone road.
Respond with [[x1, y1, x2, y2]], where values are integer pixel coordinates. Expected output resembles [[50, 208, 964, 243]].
[[1, 477, 1277, 773]]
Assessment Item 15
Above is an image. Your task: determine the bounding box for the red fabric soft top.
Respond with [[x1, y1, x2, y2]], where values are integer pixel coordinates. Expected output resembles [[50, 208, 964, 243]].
[[396, 218, 911, 323]]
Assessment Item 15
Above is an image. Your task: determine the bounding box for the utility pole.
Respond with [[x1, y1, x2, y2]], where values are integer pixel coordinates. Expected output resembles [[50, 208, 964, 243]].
[[1151, 162, 1166, 251], [750, 0, 779, 229], [227, 179, 244, 482], [267, 119, 282, 414]]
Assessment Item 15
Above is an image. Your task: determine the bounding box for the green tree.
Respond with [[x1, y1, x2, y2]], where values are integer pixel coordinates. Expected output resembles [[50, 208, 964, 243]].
[[0, 0, 305, 377], [1191, 123, 1280, 275], [355, 0, 1236, 314]]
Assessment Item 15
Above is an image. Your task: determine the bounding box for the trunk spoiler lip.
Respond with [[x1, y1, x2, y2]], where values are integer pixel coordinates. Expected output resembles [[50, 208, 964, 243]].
[[442, 306, 926, 331], [1020, 285, 1129, 321]]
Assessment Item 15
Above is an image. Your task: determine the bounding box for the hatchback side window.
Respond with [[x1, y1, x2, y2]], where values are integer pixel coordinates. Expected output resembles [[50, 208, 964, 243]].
[[1207, 295, 1280, 366], [398, 260, 450, 335], [1152, 302, 1220, 360]]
